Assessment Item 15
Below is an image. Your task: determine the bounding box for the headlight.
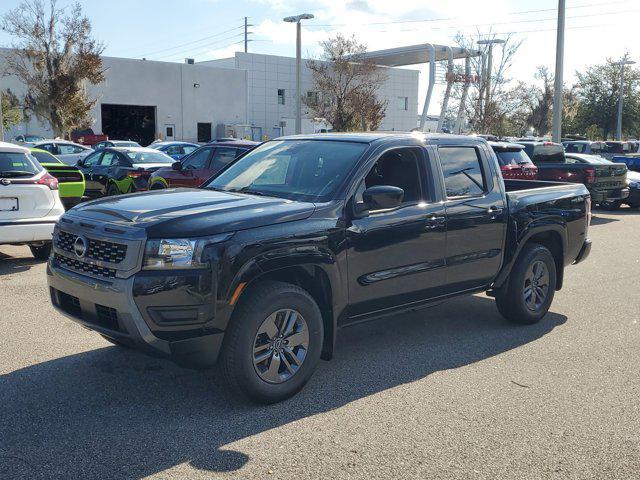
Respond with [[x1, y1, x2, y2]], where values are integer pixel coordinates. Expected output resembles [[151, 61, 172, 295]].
[[143, 234, 232, 269]]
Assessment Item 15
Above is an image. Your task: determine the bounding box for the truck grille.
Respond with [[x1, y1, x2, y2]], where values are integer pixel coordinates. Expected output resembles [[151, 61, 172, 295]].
[[54, 253, 117, 278], [56, 230, 127, 263]]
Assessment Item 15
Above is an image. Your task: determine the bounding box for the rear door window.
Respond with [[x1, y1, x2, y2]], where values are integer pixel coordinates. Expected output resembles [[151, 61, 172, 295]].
[[100, 151, 119, 166], [210, 147, 238, 172], [438, 146, 486, 198]]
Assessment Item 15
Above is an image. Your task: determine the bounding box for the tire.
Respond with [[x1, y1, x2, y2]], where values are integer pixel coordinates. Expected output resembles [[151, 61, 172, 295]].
[[220, 281, 324, 404], [100, 334, 130, 348], [149, 182, 165, 190], [106, 184, 120, 196], [495, 243, 557, 325], [603, 200, 622, 210], [29, 242, 52, 261]]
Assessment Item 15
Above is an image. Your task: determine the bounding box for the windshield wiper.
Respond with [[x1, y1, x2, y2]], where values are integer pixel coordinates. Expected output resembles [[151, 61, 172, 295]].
[[226, 187, 274, 197]]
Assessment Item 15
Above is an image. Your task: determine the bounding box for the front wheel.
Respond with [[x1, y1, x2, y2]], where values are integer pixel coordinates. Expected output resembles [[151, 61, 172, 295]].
[[602, 199, 622, 210], [106, 184, 120, 196], [220, 281, 324, 404], [29, 242, 52, 261], [149, 182, 166, 190], [495, 243, 557, 325]]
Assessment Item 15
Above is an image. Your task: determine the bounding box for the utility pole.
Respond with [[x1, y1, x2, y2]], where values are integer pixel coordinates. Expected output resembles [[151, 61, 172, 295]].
[[283, 13, 314, 135], [615, 58, 636, 140], [477, 38, 504, 133], [244, 17, 248, 53], [551, 0, 565, 143]]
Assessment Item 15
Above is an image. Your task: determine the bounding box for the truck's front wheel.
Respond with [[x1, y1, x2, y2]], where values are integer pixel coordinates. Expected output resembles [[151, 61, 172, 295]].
[[220, 281, 324, 404], [495, 243, 557, 325]]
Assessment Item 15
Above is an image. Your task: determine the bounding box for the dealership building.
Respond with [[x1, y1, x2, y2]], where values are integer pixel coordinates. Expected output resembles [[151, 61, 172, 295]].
[[0, 48, 419, 145]]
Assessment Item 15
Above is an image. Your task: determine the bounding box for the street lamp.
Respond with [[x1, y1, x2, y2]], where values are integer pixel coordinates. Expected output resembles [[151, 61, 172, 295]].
[[283, 13, 314, 135], [477, 38, 505, 132], [614, 58, 636, 141]]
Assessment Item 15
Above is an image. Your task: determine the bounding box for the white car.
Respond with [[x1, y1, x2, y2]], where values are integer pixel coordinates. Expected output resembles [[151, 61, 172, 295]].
[[0, 142, 64, 259], [32, 140, 93, 166]]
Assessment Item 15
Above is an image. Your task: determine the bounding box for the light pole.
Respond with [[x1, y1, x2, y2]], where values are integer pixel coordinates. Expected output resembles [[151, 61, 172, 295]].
[[477, 38, 504, 132], [283, 13, 314, 135], [552, 0, 565, 143], [615, 59, 635, 141]]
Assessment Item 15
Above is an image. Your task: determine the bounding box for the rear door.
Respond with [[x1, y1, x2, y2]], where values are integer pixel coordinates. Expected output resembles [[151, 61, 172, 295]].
[[93, 150, 121, 195], [203, 147, 240, 184], [436, 144, 507, 292]]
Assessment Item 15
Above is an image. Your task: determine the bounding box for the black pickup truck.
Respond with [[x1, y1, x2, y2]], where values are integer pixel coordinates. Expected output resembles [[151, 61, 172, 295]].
[[47, 133, 592, 403]]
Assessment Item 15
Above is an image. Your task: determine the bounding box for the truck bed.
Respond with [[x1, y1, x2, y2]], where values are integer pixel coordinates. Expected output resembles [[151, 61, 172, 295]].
[[503, 179, 590, 211]]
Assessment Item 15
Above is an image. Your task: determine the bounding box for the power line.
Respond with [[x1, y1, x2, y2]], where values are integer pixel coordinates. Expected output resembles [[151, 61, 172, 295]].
[[152, 33, 246, 61], [134, 25, 244, 58], [309, 0, 633, 27]]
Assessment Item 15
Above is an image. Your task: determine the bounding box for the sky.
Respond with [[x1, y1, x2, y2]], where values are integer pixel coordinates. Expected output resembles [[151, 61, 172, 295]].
[[1, 0, 638, 114]]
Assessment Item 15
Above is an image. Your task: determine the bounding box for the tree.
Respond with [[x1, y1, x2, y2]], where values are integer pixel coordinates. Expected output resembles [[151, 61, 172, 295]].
[[570, 55, 640, 139], [304, 34, 388, 132], [452, 32, 523, 134], [1, 89, 22, 130], [526, 66, 554, 136], [1, 0, 105, 137]]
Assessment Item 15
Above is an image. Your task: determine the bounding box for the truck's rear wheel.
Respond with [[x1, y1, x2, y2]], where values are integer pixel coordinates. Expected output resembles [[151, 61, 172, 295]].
[[220, 281, 323, 404], [495, 243, 556, 325]]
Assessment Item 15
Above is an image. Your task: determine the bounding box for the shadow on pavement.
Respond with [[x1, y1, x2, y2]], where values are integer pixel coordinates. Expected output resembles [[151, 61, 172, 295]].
[[0, 251, 43, 276], [0, 295, 566, 479]]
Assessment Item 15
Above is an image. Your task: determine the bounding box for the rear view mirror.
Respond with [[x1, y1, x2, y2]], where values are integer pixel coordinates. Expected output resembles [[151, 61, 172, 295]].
[[171, 161, 182, 171], [362, 185, 404, 211]]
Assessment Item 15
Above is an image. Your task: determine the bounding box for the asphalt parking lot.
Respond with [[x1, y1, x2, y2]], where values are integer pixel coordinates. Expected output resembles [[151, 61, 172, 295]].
[[1, 207, 639, 480]]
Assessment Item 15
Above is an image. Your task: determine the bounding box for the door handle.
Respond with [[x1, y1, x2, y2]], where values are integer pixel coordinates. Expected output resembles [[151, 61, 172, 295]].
[[425, 215, 445, 229], [487, 206, 504, 219]]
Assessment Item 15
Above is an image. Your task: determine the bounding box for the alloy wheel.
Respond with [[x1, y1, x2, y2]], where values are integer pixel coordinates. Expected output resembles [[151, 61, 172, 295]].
[[523, 260, 549, 311]]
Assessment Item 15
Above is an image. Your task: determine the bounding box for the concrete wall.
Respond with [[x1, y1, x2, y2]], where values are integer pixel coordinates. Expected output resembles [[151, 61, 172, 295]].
[[0, 50, 247, 144], [201, 52, 419, 138]]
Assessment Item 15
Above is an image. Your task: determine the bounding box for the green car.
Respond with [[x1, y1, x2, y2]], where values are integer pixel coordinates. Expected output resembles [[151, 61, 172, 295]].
[[30, 148, 85, 209]]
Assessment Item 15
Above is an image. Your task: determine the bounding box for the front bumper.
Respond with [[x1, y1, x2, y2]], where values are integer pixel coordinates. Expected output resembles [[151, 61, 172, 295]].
[[573, 238, 592, 265], [625, 187, 640, 206], [47, 261, 225, 368]]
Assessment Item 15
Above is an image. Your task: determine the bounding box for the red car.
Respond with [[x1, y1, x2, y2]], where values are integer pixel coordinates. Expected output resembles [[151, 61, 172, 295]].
[[489, 141, 538, 180], [148, 140, 259, 189]]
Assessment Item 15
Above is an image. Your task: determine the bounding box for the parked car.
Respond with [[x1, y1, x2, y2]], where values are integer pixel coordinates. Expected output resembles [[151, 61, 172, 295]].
[[14, 134, 45, 144], [611, 154, 640, 173], [47, 133, 592, 403], [623, 169, 640, 208], [32, 140, 93, 166], [147, 140, 258, 190], [562, 140, 607, 155], [489, 142, 538, 179], [92, 140, 142, 150], [76, 147, 175, 197], [0, 142, 64, 259], [148, 141, 199, 160], [519, 141, 629, 205], [71, 128, 108, 147], [29, 148, 85, 209]]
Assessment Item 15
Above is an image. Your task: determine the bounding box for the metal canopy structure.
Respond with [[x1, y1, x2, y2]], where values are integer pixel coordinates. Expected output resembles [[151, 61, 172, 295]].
[[362, 43, 482, 133]]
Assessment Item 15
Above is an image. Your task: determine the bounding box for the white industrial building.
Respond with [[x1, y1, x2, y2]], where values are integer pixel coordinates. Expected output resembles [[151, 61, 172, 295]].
[[201, 52, 419, 139], [0, 49, 421, 144]]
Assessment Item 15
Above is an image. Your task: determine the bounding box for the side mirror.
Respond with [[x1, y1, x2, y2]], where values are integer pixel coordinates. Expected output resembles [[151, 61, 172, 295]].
[[76, 159, 84, 167], [362, 185, 404, 211], [171, 161, 183, 171]]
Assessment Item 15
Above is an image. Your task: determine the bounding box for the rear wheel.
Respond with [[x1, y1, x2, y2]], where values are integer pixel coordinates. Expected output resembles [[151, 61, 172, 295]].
[[29, 242, 52, 261], [495, 243, 557, 325], [149, 182, 165, 190], [106, 184, 120, 196], [220, 281, 324, 404], [602, 199, 622, 210]]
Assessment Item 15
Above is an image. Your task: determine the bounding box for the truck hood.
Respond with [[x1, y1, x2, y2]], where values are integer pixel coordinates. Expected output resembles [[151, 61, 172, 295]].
[[69, 188, 316, 237]]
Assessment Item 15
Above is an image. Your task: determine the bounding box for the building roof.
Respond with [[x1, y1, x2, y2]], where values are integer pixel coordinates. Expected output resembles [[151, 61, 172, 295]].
[[360, 44, 482, 67]]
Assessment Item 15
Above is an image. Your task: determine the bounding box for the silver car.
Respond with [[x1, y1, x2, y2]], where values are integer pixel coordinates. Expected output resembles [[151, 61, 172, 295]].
[[32, 140, 93, 166]]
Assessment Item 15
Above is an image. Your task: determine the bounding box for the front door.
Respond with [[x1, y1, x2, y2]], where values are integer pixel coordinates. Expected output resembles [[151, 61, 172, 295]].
[[436, 144, 506, 291], [78, 151, 103, 195], [346, 147, 447, 319], [168, 146, 214, 188]]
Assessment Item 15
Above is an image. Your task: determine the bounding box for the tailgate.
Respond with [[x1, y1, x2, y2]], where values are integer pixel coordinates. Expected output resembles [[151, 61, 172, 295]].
[[593, 164, 626, 190], [0, 182, 56, 220]]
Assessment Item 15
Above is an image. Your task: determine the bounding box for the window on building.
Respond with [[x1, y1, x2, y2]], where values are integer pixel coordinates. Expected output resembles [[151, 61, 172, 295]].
[[398, 96, 408, 111], [306, 91, 320, 105], [278, 89, 286, 105], [437, 146, 486, 198]]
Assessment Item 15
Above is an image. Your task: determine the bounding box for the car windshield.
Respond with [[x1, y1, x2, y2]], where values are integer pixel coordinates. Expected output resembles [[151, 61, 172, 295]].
[[0, 152, 42, 177], [206, 139, 369, 202], [124, 151, 174, 164], [494, 149, 533, 166], [31, 150, 63, 164]]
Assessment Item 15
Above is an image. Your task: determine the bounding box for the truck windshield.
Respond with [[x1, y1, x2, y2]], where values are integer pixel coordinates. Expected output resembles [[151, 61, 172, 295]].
[[206, 140, 369, 202]]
